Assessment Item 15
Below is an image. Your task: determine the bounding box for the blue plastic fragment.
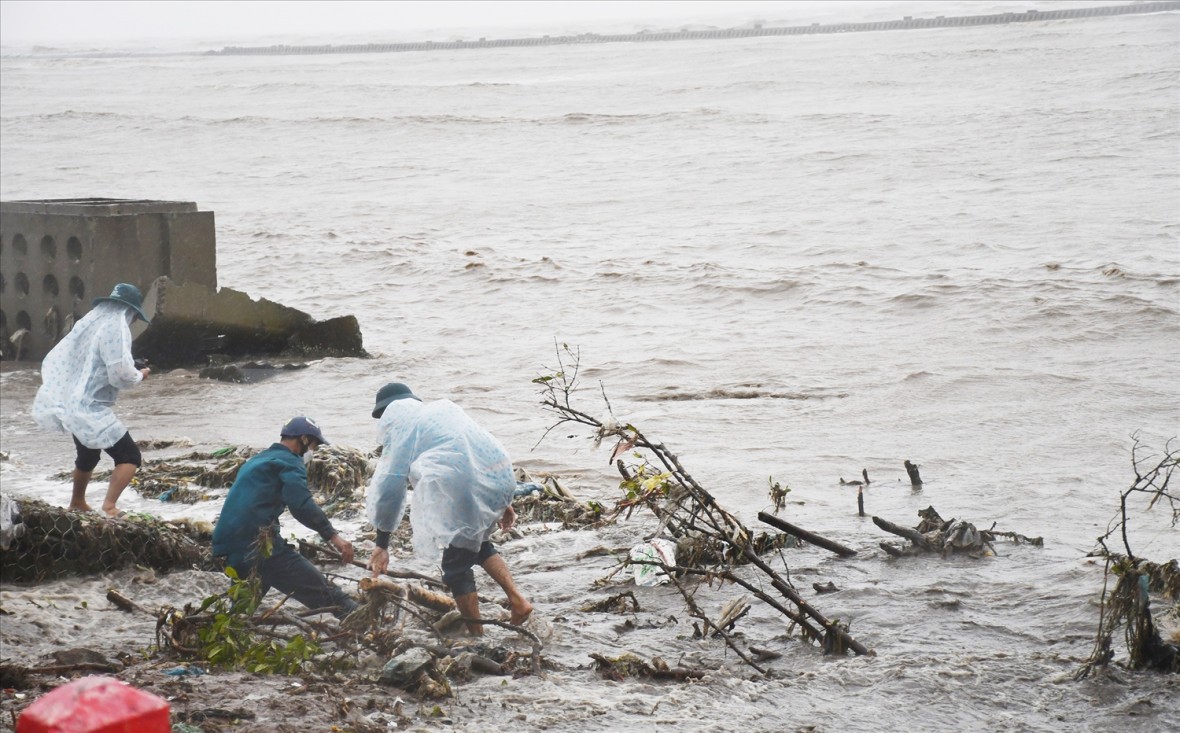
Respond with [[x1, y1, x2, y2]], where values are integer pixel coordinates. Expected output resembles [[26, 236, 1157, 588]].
[[164, 665, 206, 676], [514, 482, 543, 497]]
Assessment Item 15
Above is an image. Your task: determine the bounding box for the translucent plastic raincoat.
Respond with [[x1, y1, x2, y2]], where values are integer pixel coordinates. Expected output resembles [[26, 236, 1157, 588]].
[[32, 302, 143, 448], [366, 398, 515, 560]]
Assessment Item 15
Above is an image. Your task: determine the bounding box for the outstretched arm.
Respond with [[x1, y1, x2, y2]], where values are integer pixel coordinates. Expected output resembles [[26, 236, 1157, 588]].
[[365, 470, 407, 577], [98, 315, 144, 389], [280, 461, 337, 541]]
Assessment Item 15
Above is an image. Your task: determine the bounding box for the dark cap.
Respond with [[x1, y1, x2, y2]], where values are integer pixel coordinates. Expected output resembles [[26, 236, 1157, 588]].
[[280, 416, 329, 445], [372, 382, 420, 418], [93, 283, 151, 324]]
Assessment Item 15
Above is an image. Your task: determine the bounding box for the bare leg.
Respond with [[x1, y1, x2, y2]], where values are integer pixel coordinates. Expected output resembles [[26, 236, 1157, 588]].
[[101, 463, 137, 517], [454, 591, 483, 636], [69, 469, 93, 512], [481, 554, 533, 625]]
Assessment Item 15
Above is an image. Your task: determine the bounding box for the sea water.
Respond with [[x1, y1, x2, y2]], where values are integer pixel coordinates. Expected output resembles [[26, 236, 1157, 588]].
[[1, 4, 1178, 731]]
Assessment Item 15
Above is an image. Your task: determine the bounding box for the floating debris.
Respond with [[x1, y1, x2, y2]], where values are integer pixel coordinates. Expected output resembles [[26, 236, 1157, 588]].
[[306, 444, 373, 516], [874, 506, 1043, 558], [511, 468, 604, 528]]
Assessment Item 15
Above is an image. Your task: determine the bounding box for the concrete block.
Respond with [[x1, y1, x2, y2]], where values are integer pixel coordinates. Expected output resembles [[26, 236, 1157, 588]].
[[288, 315, 366, 357], [0, 198, 216, 361], [135, 276, 314, 367]]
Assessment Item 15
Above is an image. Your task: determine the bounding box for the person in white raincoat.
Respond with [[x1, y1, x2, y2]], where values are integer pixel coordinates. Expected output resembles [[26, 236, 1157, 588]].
[[366, 382, 532, 634], [32, 283, 151, 517]]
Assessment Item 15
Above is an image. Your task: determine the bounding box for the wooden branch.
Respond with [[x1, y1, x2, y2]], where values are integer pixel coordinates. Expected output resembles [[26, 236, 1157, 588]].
[[251, 611, 318, 636], [302, 540, 449, 590], [358, 577, 456, 613], [871, 515, 934, 551], [757, 512, 857, 557], [453, 615, 544, 676], [665, 573, 765, 674], [738, 545, 872, 656], [671, 563, 824, 644], [106, 588, 153, 615]]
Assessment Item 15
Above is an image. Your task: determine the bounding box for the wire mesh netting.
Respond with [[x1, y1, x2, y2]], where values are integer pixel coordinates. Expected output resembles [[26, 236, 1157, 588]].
[[0, 498, 214, 583]]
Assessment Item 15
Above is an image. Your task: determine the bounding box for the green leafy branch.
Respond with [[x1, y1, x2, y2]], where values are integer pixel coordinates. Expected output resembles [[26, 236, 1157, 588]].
[[162, 566, 322, 675]]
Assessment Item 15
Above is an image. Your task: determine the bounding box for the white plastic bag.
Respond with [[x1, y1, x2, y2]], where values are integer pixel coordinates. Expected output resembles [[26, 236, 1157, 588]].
[[630, 538, 677, 586]]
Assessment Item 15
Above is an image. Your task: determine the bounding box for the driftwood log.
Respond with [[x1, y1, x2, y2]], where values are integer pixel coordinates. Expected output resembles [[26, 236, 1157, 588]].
[[758, 512, 857, 557], [904, 460, 923, 486], [874, 507, 1042, 558]]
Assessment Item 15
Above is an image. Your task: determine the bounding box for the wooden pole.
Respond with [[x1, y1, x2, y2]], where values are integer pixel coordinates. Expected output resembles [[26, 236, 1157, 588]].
[[857, 487, 865, 517], [904, 460, 923, 486], [757, 511, 857, 557]]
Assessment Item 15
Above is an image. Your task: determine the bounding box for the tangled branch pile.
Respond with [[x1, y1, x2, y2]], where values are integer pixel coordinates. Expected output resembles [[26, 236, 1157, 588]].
[[306, 444, 374, 518], [873, 506, 1043, 558], [149, 559, 541, 700], [1077, 435, 1179, 678], [511, 468, 605, 528], [534, 344, 870, 662]]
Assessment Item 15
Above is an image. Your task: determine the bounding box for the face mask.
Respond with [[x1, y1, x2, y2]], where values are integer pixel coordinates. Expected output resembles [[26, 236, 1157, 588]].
[[303, 451, 314, 466]]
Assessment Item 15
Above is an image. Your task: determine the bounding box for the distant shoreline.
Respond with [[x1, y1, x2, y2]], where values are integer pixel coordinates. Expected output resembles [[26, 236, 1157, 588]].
[[210, 1, 1180, 57]]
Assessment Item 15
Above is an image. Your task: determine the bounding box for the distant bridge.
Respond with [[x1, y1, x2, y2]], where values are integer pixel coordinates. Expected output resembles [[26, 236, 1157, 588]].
[[211, 2, 1180, 57]]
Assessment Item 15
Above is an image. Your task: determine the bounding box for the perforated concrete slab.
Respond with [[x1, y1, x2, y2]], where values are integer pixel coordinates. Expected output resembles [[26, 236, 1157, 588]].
[[1, 198, 216, 361]]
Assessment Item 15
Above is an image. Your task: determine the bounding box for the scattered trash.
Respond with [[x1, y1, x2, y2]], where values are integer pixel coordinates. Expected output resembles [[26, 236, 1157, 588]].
[[629, 538, 676, 586], [380, 647, 435, 687], [163, 665, 207, 676]]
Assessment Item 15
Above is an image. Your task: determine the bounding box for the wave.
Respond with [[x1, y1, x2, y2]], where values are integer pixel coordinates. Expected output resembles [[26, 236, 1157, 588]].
[[631, 386, 846, 402], [904, 371, 937, 381], [4, 110, 146, 123], [550, 108, 721, 125]]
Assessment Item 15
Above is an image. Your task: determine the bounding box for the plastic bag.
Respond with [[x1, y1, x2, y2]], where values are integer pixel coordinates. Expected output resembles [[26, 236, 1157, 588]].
[[629, 538, 677, 586]]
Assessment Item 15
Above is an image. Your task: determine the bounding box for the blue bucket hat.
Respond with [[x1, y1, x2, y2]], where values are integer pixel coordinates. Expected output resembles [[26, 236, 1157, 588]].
[[280, 416, 329, 445], [372, 382, 420, 418], [93, 283, 151, 324]]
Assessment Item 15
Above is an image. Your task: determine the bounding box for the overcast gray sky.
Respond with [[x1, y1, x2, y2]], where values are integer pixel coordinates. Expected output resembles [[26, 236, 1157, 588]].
[[1, 0, 920, 46]]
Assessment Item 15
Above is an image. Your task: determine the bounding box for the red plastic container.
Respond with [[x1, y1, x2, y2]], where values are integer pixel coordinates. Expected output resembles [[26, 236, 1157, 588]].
[[16, 676, 170, 733]]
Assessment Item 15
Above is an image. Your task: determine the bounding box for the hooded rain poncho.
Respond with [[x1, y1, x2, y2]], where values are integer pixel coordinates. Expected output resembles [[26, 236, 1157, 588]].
[[366, 398, 515, 560], [32, 302, 143, 449]]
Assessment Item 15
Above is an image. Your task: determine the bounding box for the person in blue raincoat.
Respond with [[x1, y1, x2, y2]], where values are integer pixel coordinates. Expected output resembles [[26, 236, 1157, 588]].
[[212, 416, 357, 619], [366, 382, 532, 635], [32, 283, 151, 517]]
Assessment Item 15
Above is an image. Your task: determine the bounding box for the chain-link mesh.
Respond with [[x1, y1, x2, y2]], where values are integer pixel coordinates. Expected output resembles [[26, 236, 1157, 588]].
[[0, 498, 214, 583]]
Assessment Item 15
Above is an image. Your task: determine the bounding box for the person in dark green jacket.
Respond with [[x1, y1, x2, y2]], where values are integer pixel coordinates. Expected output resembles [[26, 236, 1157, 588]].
[[212, 416, 357, 619]]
